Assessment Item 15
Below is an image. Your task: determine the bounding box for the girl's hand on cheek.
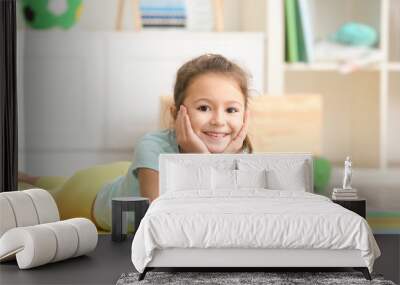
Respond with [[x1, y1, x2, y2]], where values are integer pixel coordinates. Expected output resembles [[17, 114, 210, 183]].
[[175, 105, 210, 153], [223, 110, 249, 153]]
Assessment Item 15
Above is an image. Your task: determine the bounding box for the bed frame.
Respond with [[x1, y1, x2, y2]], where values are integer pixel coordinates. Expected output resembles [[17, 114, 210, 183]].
[[139, 248, 371, 280], [138, 154, 372, 281]]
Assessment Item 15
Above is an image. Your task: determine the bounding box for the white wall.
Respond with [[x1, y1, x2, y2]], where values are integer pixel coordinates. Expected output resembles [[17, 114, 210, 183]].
[[16, 1, 266, 175], [21, 31, 264, 176]]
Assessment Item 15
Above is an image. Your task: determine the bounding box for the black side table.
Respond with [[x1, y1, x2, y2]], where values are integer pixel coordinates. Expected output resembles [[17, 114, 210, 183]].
[[332, 198, 366, 218], [112, 197, 149, 242]]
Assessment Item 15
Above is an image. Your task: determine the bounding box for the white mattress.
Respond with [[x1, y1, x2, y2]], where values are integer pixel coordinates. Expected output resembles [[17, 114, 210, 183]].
[[131, 190, 380, 273]]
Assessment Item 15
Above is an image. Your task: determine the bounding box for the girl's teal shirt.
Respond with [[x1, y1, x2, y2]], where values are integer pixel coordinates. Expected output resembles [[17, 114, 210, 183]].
[[93, 129, 179, 230]]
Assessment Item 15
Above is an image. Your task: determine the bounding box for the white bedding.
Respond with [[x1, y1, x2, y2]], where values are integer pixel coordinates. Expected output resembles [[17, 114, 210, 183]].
[[131, 190, 380, 273]]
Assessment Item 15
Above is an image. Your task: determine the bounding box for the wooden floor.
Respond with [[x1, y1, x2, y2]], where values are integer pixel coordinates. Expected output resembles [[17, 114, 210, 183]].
[[0, 234, 398, 285]]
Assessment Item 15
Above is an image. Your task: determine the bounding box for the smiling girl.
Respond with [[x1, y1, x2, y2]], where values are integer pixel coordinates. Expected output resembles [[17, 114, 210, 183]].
[[93, 54, 253, 230], [19, 54, 253, 231]]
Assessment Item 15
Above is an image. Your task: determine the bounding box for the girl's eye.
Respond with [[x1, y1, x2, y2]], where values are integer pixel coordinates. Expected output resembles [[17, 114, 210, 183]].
[[197, 105, 210, 112], [227, 107, 239, 113]]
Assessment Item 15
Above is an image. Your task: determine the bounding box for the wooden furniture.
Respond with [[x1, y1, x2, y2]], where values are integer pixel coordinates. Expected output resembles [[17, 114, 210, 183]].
[[112, 197, 149, 242], [115, 0, 142, 31], [213, 0, 224, 32], [332, 198, 367, 219]]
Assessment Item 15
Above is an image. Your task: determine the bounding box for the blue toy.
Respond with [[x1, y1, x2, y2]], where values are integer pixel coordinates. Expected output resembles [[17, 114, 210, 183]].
[[332, 22, 378, 47]]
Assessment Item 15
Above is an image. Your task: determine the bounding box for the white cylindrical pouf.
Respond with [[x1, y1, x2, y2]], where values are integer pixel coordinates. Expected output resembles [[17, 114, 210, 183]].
[[42, 221, 79, 262], [24, 189, 60, 224], [64, 218, 98, 257], [0, 189, 98, 269], [0, 196, 17, 237], [0, 219, 98, 269], [0, 226, 57, 269], [0, 192, 39, 227]]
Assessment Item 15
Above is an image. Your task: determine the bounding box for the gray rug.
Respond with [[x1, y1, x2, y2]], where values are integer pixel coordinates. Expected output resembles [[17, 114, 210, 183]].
[[116, 271, 396, 285]]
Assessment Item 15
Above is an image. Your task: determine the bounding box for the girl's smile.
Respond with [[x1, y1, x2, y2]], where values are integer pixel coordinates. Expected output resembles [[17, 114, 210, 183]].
[[203, 131, 229, 139], [202, 131, 230, 144]]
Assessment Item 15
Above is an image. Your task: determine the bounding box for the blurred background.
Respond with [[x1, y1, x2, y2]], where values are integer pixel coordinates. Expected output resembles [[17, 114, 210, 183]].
[[16, 0, 399, 215]]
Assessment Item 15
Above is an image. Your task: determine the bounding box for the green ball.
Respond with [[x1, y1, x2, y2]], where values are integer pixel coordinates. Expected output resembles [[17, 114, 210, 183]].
[[22, 0, 83, 29], [313, 157, 332, 195]]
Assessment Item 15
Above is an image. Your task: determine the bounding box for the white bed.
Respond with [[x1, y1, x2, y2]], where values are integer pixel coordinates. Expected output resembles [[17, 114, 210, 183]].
[[131, 154, 380, 280]]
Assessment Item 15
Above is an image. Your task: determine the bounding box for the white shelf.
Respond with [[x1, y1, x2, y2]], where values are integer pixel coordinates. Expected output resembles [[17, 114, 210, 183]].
[[284, 62, 380, 72], [266, 0, 398, 169], [388, 62, 400, 71]]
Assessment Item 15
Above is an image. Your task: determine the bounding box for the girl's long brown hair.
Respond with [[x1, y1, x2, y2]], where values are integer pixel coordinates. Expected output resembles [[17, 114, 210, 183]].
[[172, 54, 253, 153]]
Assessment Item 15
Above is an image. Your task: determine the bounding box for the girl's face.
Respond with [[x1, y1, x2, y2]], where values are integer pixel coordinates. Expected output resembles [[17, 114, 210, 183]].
[[182, 73, 245, 153]]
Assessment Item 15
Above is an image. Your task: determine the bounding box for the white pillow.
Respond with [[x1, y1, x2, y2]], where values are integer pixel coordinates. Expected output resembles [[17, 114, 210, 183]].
[[266, 163, 307, 191], [166, 162, 212, 191], [212, 168, 268, 190], [212, 168, 237, 190], [238, 159, 309, 191], [237, 169, 268, 189]]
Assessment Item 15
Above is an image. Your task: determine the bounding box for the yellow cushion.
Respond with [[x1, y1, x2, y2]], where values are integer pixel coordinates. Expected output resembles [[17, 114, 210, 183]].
[[35, 176, 68, 193], [54, 161, 131, 221], [18, 182, 36, 191]]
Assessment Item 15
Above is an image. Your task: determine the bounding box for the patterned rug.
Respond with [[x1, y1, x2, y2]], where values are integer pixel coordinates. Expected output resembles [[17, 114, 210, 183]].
[[116, 271, 396, 285]]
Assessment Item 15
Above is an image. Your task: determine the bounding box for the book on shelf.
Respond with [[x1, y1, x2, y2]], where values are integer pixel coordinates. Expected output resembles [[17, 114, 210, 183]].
[[332, 192, 358, 197], [332, 195, 359, 200], [139, 0, 218, 31], [285, 0, 314, 63], [139, 0, 186, 28], [333, 188, 358, 193], [332, 187, 359, 200], [295, 0, 306, 62], [297, 0, 314, 62], [285, 0, 300, 62]]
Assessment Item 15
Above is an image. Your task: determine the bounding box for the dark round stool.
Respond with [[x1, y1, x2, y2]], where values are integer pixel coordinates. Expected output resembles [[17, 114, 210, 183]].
[[111, 197, 149, 242]]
